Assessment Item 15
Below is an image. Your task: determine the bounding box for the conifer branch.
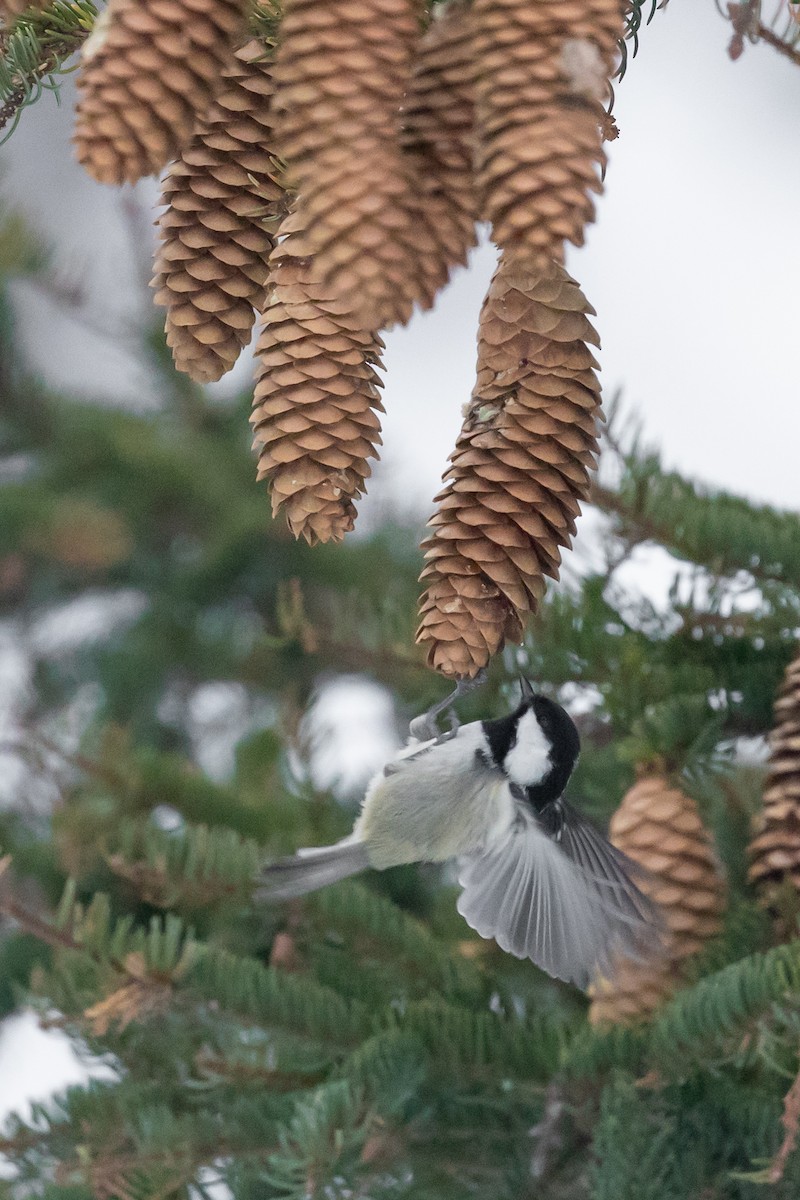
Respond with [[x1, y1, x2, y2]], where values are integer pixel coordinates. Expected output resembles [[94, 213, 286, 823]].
[[592, 458, 800, 587], [0, 0, 96, 141], [306, 881, 487, 1003], [618, 0, 667, 79], [188, 945, 371, 1047], [0, 874, 85, 958], [571, 941, 800, 1081]]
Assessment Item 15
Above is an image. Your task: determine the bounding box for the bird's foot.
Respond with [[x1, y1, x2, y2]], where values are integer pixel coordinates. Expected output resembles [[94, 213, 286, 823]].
[[409, 669, 488, 742]]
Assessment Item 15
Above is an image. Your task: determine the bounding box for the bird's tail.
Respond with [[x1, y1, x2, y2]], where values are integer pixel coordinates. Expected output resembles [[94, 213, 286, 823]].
[[257, 839, 370, 901]]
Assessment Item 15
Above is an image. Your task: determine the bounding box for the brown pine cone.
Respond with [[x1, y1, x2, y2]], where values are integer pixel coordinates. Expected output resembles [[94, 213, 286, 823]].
[[416, 255, 601, 678], [400, 0, 478, 289], [250, 221, 385, 544], [588, 777, 727, 1027], [73, 0, 249, 185], [473, 0, 625, 264], [748, 651, 800, 936], [272, 0, 436, 329], [151, 40, 287, 384]]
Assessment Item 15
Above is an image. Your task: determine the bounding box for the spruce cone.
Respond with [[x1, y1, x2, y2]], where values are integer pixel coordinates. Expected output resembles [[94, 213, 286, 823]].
[[250, 222, 385, 544], [416, 255, 601, 678], [273, 0, 434, 329], [400, 0, 478, 286], [152, 40, 286, 383], [588, 777, 726, 1027], [73, 0, 249, 185], [748, 652, 800, 935], [472, 0, 625, 264]]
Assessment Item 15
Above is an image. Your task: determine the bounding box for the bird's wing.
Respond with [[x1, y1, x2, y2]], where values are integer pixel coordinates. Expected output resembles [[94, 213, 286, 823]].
[[538, 797, 659, 927], [456, 808, 658, 988]]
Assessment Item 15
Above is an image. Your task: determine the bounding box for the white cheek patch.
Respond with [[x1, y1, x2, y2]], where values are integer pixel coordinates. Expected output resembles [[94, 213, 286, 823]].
[[504, 709, 551, 787]]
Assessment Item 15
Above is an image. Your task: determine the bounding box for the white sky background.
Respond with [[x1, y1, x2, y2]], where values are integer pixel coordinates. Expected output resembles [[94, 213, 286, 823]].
[[1, 0, 800, 1130]]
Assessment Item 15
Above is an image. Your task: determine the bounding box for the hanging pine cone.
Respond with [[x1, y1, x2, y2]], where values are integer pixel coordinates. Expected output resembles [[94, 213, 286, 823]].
[[250, 219, 385, 544], [472, 0, 625, 264], [588, 776, 727, 1027], [400, 0, 478, 288], [73, 0, 249, 185], [272, 0, 437, 329], [151, 40, 287, 384], [748, 651, 800, 935], [416, 254, 601, 678]]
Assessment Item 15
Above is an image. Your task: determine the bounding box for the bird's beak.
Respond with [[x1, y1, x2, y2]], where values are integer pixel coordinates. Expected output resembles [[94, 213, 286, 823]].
[[519, 674, 535, 702]]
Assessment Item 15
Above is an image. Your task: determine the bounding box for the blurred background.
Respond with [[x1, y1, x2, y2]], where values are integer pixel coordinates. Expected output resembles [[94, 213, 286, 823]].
[[1, 2, 800, 1194]]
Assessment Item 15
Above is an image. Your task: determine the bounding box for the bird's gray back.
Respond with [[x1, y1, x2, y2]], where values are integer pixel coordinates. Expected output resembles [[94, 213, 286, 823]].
[[355, 724, 512, 869]]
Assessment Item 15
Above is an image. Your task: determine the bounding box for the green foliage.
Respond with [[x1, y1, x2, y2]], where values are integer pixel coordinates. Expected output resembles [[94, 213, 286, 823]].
[[597, 446, 800, 588], [591, 1076, 679, 1200], [105, 818, 264, 910], [649, 942, 800, 1078], [0, 931, 49, 1018], [618, 0, 666, 79], [305, 880, 487, 1004], [0, 0, 96, 143], [188, 944, 369, 1047]]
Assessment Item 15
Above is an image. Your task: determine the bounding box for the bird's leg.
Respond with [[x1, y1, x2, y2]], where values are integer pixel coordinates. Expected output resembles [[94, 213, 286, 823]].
[[408, 669, 488, 742]]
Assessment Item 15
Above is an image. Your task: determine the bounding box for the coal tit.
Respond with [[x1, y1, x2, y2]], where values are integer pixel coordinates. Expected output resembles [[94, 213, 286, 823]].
[[258, 677, 657, 987]]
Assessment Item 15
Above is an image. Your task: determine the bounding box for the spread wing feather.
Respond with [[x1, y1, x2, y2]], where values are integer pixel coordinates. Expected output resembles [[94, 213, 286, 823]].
[[555, 800, 659, 927], [457, 807, 659, 988]]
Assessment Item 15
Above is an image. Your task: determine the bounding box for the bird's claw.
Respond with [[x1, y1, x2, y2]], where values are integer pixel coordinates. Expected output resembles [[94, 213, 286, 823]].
[[409, 669, 487, 742], [408, 712, 439, 742]]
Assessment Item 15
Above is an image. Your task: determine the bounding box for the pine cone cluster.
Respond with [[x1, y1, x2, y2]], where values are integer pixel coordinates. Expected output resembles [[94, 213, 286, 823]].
[[588, 777, 727, 1027], [67, 0, 627, 633], [472, 0, 625, 264], [417, 254, 601, 678], [250, 224, 385, 545], [152, 40, 286, 383], [748, 651, 800, 934], [73, 0, 249, 184]]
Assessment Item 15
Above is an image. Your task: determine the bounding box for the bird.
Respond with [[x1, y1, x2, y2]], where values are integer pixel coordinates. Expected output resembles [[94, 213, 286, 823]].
[[257, 676, 659, 988]]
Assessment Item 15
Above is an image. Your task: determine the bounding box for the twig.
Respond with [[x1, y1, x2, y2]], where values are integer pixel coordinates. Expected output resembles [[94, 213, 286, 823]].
[[0, 84, 25, 134], [0, 880, 84, 956], [0, 33, 82, 140], [0, 730, 131, 792], [757, 21, 800, 65]]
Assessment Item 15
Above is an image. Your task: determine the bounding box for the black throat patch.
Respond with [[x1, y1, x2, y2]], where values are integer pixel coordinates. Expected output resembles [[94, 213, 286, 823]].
[[480, 707, 524, 769]]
